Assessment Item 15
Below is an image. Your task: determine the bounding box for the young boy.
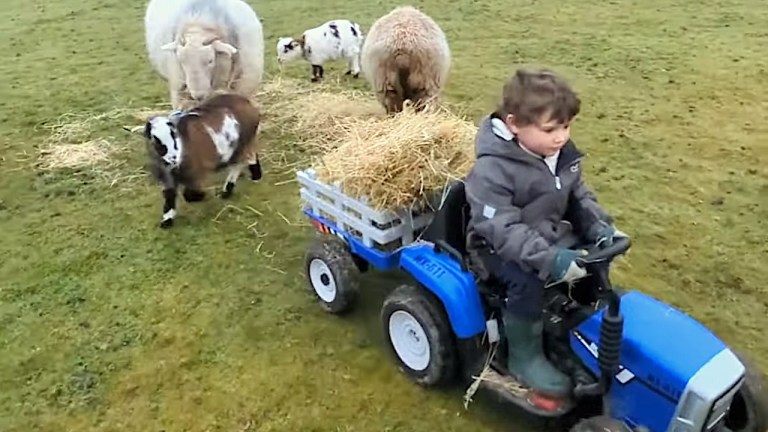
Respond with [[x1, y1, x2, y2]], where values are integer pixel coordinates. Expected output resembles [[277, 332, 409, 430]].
[[464, 68, 626, 398]]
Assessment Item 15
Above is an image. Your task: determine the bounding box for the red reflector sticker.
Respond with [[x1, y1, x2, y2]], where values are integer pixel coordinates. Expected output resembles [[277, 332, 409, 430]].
[[528, 393, 565, 412]]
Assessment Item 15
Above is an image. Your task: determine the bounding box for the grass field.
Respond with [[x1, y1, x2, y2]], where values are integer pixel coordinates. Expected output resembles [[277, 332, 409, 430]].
[[1, 0, 767, 430]]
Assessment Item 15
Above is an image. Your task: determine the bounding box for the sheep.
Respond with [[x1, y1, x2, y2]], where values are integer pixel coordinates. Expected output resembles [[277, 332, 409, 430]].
[[142, 93, 263, 229], [144, 0, 265, 110], [276, 19, 365, 82], [360, 6, 451, 114]]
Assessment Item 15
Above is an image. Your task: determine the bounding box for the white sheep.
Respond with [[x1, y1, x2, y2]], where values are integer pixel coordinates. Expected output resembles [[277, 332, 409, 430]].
[[360, 6, 451, 114], [276, 19, 364, 82], [144, 0, 265, 109], [143, 93, 264, 228]]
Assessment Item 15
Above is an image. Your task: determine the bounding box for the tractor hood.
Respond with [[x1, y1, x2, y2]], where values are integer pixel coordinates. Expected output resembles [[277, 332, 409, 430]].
[[570, 290, 744, 431]]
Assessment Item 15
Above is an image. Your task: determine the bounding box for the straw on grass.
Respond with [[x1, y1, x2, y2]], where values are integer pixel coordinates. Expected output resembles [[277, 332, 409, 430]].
[[36, 104, 170, 174], [36, 138, 114, 171]]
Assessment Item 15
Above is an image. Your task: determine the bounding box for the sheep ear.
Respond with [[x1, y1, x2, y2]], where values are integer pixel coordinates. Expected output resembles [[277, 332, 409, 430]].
[[212, 40, 237, 56], [161, 41, 178, 51]]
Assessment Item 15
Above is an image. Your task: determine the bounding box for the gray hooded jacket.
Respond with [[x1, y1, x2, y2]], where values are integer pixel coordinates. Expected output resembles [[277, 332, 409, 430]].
[[465, 113, 613, 281]]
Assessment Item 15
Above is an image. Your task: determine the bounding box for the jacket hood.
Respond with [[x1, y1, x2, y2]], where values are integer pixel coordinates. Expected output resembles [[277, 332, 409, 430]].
[[474, 113, 584, 171], [475, 113, 532, 162]]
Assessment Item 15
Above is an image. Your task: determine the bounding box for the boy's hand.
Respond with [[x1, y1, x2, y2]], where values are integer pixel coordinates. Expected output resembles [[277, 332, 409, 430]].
[[595, 224, 629, 247], [548, 248, 588, 285]]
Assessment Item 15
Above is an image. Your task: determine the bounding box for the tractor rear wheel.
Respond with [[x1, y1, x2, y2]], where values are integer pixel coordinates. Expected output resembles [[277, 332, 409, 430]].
[[304, 235, 360, 314], [381, 283, 458, 387]]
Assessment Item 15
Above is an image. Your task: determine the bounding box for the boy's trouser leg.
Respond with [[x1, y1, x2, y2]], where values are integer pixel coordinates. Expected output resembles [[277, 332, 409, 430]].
[[488, 257, 573, 398]]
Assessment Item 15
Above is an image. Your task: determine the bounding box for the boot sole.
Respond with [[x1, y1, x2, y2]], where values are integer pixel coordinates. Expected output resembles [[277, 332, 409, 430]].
[[476, 366, 576, 417]]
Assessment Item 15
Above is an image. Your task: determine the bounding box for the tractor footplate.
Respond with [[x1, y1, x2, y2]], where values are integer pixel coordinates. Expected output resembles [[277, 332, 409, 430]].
[[475, 366, 575, 417]]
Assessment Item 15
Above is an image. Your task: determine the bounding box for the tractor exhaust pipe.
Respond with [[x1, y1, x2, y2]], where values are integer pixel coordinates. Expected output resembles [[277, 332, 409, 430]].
[[598, 289, 623, 416], [572, 258, 624, 418]]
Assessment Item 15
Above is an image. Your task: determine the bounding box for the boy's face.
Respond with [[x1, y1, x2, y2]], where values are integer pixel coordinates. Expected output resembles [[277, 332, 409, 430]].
[[505, 113, 572, 157]]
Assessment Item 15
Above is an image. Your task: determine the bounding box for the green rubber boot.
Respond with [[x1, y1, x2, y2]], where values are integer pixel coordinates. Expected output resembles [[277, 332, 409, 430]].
[[503, 311, 573, 398]]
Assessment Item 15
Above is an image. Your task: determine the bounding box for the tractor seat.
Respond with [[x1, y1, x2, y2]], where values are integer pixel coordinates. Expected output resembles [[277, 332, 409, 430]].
[[420, 180, 471, 267], [420, 180, 508, 308]]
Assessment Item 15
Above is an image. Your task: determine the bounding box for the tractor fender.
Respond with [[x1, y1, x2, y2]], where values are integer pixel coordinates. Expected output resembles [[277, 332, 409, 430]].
[[398, 245, 487, 338]]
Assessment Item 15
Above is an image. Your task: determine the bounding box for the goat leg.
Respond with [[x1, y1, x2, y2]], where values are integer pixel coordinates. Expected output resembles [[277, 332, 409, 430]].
[[247, 153, 262, 182], [221, 162, 246, 199], [160, 187, 177, 228]]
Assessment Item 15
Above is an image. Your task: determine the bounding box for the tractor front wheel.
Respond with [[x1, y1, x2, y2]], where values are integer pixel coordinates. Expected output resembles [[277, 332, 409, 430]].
[[304, 235, 360, 314], [380, 283, 458, 387], [569, 416, 633, 432], [724, 351, 768, 432]]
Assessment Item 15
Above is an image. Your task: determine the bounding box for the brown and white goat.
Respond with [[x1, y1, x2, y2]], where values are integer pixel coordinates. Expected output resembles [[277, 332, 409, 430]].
[[143, 93, 263, 228]]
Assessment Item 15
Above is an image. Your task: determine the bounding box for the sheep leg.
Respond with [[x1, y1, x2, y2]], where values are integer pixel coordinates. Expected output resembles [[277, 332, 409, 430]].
[[160, 187, 177, 229], [170, 86, 183, 111], [221, 162, 246, 199]]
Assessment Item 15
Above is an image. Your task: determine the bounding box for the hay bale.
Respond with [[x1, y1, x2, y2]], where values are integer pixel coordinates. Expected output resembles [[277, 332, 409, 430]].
[[311, 102, 477, 211]]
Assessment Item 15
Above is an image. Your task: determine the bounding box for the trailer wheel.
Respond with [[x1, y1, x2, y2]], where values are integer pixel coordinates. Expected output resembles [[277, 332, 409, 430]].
[[724, 351, 768, 432], [380, 283, 457, 387], [304, 235, 360, 314]]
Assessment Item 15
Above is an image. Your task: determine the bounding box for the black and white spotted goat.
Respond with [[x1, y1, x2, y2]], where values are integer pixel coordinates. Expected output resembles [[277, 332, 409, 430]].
[[143, 93, 263, 228], [276, 19, 364, 82]]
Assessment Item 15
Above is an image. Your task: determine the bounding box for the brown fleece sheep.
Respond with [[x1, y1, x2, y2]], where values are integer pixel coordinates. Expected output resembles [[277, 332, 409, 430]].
[[360, 6, 451, 114], [143, 93, 263, 228]]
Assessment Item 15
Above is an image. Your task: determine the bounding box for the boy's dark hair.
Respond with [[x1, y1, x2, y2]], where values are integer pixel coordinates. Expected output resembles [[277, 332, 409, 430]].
[[496, 68, 581, 126]]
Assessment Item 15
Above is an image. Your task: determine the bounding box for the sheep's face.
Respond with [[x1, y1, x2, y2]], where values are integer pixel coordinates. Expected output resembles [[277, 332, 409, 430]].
[[276, 37, 302, 63], [162, 35, 237, 101], [144, 116, 182, 167]]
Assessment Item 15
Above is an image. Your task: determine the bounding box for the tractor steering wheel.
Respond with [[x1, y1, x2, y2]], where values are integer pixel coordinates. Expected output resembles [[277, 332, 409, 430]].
[[575, 236, 632, 268]]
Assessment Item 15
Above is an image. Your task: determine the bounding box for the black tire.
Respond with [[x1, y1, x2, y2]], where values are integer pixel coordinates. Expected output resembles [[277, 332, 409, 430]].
[[303, 235, 360, 314], [724, 351, 768, 432], [570, 416, 633, 432], [380, 283, 458, 387]]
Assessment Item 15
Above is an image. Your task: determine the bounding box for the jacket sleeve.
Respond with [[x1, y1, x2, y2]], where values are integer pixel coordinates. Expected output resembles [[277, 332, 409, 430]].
[[465, 160, 558, 281], [567, 172, 614, 240]]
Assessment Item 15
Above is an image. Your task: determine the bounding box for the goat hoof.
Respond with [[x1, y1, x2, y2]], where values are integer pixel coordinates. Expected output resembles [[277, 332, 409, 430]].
[[345, 70, 351, 75], [352, 72, 359, 78], [249, 163, 262, 182], [159, 218, 174, 229], [311, 76, 320, 83], [221, 182, 235, 199], [183, 189, 206, 203]]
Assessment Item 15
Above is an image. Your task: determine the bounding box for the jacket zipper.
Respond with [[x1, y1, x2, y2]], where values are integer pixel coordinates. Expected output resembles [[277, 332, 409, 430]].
[[541, 156, 583, 191]]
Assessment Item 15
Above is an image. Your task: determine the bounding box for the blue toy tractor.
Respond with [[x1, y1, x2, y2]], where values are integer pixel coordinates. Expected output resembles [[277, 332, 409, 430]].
[[300, 178, 767, 432]]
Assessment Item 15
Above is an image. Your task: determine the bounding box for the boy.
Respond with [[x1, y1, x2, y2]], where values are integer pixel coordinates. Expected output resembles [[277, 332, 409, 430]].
[[464, 68, 626, 398]]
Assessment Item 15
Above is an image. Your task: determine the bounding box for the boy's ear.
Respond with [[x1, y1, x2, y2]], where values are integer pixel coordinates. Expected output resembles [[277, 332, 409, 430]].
[[504, 114, 519, 135]]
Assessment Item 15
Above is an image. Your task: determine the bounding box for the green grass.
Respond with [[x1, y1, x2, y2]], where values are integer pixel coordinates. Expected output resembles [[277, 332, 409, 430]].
[[1, 0, 767, 430]]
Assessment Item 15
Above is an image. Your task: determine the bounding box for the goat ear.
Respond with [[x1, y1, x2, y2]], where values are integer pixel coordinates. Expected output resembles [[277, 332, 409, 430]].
[[143, 121, 152, 139], [161, 41, 178, 51], [212, 40, 237, 56]]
